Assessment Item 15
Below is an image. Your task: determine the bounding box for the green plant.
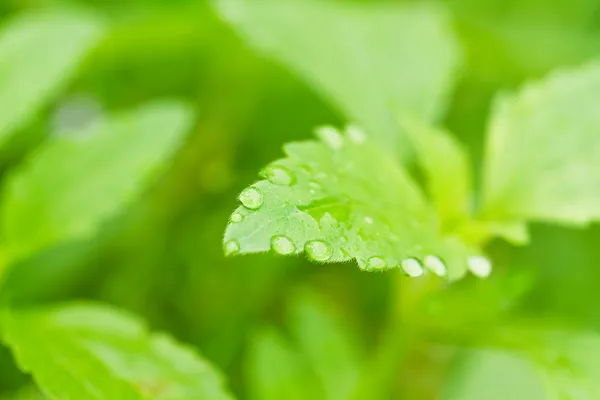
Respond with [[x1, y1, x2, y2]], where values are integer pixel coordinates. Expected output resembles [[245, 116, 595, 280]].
[[219, 0, 600, 398], [2, 0, 600, 399]]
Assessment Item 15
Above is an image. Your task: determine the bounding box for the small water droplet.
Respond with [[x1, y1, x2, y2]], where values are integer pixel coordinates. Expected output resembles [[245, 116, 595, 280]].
[[364, 216, 374, 224], [305, 240, 333, 262], [239, 187, 263, 210], [316, 126, 343, 150], [424, 255, 447, 276], [271, 235, 296, 255], [346, 125, 367, 144], [230, 212, 244, 223], [340, 236, 348, 243], [467, 255, 492, 278], [262, 166, 295, 186], [401, 258, 424, 277], [367, 256, 386, 270], [224, 240, 240, 256]]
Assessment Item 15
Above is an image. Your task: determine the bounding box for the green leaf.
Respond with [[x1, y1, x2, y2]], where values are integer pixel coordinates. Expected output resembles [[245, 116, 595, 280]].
[[0, 303, 234, 400], [398, 115, 472, 228], [245, 328, 324, 400], [0, 101, 193, 265], [214, 0, 462, 154], [224, 125, 484, 281], [445, 330, 600, 400], [482, 61, 600, 226], [288, 291, 361, 400], [0, 10, 104, 146], [444, 349, 547, 400]]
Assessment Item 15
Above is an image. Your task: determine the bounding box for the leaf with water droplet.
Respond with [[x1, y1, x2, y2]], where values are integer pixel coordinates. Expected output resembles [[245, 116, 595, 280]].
[[224, 126, 476, 280], [261, 165, 295, 186]]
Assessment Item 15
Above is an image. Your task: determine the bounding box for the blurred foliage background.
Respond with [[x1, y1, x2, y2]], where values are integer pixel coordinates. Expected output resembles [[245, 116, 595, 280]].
[[1, 0, 600, 399]]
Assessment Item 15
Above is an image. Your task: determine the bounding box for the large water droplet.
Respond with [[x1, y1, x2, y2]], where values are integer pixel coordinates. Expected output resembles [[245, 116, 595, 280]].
[[305, 240, 333, 262], [262, 166, 295, 186], [271, 235, 296, 255], [224, 240, 240, 256], [346, 125, 367, 144], [424, 255, 447, 277], [467, 255, 492, 278], [401, 258, 424, 277], [367, 256, 386, 270], [316, 126, 343, 150], [230, 212, 244, 223], [239, 187, 263, 210]]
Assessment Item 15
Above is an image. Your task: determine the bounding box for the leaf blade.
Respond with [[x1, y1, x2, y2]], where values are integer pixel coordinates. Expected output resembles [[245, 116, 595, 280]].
[[0, 303, 234, 400], [0, 101, 193, 264], [0, 10, 104, 145]]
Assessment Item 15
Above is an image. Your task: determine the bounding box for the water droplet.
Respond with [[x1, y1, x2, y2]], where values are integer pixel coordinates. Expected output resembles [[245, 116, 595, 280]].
[[239, 187, 263, 210], [316, 126, 343, 150], [224, 240, 240, 256], [305, 240, 333, 262], [230, 212, 244, 223], [271, 235, 296, 255], [364, 216, 374, 224], [424, 255, 447, 277], [262, 166, 295, 186], [467, 255, 492, 278], [346, 125, 367, 144], [401, 258, 424, 277], [340, 236, 348, 244], [367, 256, 386, 270]]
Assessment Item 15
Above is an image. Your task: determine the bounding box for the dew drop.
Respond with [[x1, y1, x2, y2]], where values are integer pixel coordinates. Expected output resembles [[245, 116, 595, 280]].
[[271, 235, 296, 255], [367, 256, 386, 270], [364, 216, 374, 224], [262, 166, 295, 186], [224, 240, 240, 256], [305, 240, 333, 262], [308, 181, 322, 195], [239, 187, 263, 210], [401, 258, 424, 277], [230, 212, 244, 223], [424, 255, 447, 277], [346, 125, 367, 144], [340, 236, 349, 244], [467, 255, 492, 278], [316, 126, 343, 150]]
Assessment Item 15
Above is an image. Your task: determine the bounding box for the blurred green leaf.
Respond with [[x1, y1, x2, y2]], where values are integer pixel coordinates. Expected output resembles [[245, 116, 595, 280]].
[[245, 328, 323, 400], [482, 61, 600, 226], [399, 115, 473, 229], [445, 329, 600, 399], [444, 349, 547, 400], [288, 291, 361, 400], [224, 125, 479, 280], [0, 101, 193, 267], [0, 10, 104, 146], [0, 303, 234, 400], [214, 0, 462, 155]]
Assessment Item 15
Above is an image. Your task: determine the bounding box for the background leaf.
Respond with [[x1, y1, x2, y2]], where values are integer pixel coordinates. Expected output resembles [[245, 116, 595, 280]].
[[482, 61, 600, 226], [0, 101, 193, 266], [0, 303, 233, 400], [214, 0, 462, 155], [288, 290, 362, 400], [245, 328, 323, 400], [0, 10, 104, 146]]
